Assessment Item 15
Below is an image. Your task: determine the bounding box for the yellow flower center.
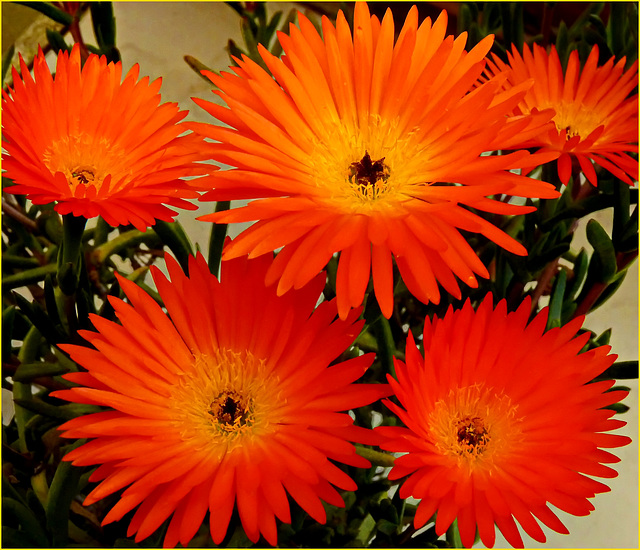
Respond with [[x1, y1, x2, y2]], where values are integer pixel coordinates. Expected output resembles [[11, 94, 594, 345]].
[[309, 115, 428, 213], [169, 349, 282, 453], [540, 101, 601, 141], [42, 133, 129, 194], [428, 384, 521, 472]]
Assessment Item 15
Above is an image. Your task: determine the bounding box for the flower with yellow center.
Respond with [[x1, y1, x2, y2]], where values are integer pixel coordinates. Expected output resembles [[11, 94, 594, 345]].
[[189, 3, 559, 320], [484, 43, 638, 186], [377, 295, 631, 548], [2, 45, 210, 230], [53, 251, 389, 546]]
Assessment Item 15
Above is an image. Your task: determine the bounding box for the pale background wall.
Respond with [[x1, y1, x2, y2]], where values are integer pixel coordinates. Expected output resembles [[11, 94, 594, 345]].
[[2, 2, 638, 548]]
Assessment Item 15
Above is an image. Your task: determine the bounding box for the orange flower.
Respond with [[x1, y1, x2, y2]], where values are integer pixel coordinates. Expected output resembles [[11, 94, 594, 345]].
[[378, 296, 630, 548], [189, 4, 559, 320], [2, 45, 209, 230], [484, 43, 639, 186], [52, 251, 388, 546]]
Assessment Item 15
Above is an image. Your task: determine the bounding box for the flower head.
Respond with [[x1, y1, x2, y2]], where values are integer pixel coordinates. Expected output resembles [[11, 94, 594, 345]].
[[484, 43, 639, 186], [377, 296, 630, 547], [2, 45, 210, 230], [53, 251, 388, 546], [190, 3, 559, 320]]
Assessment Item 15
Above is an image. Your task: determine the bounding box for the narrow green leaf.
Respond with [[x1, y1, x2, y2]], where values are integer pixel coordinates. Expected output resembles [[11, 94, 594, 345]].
[[593, 328, 611, 347], [603, 402, 630, 414], [90, 2, 117, 50], [2, 497, 49, 546], [184, 54, 218, 84], [556, 20, 570, 69], [46, 28, 71, 55], [593, 361, 639, 381], [586, 219, 617, 283], [13, 398, 101, 420], [153, 220, 193, 273], [354, 513, 376, 546], [617, 204, 638, 253], [567, 248, 588, 301], [3, 306, 16, 363], [46, 440, 85, 547], [446, 519, 464, 548], [2, 263, 57, 290], [14, 1, 73, 25], [13, 361, 70, 382], [208, 201, 231, 276], [547, 269, 567, 330]]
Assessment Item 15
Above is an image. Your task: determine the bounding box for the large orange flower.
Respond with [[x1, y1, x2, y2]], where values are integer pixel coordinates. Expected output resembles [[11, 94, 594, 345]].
[[53, 251, 389, 546], [2, 45, 209, 230], [484, 43, 639, 186], [189, 3, 559, 320], [377, 296, 630, 548]]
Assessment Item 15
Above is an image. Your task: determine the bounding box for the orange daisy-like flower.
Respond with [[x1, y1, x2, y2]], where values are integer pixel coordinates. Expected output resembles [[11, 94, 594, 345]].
[[52, 251, 389, 546], [377, 296, 630, 548], [2, 45, 209, 230], [190, 4, 559, 320], [484, 43, 639, 186]]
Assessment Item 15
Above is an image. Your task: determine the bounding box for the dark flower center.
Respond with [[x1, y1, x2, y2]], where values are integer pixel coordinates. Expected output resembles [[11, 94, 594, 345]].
[[209, 390, 251, 429], [71, 167, 96, 184], [456, 416, 489, 453], [349, 151, 390, 195]]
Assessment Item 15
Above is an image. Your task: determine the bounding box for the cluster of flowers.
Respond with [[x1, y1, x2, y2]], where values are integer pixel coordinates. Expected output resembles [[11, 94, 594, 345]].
[[2, 3, 636, 548]]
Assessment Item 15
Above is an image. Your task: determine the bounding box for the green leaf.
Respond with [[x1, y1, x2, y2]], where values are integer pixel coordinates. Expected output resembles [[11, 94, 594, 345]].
[[593, 328, 611, 347], [208, 201, 231, 276], [153, 220, 194, 273], [556, 20, 570, 69], [2, 497, 49, 546], [13, 361, 70, 382], [376, 519, 397, 536], [14, 1, 73, 25], [14, 398, 101, 420], [586, 219, 617, 283], [567, 248, 588, 301], [90, 2, 118, 54], [184, 54, 218, 84], [593, 361, 639, 381], [3, 306, 16, 363], [46, 440, 86, 546], [353, 513, 376, 546], [2, 263, 57, 290], [446, 519, 464, 548], [547, 269, 567, 330], [617, 204, 638, 253], [603, 402, 630, 414], [46, 28, 72, 55]]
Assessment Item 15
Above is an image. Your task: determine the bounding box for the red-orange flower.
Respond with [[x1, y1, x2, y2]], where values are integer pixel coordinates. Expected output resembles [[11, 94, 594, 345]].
[[189, 3, 559, 320], [377, 296, 630, 548], [2, 45, 210, 230], [52, 251, 388, 546], [484, 43, 639, 186]]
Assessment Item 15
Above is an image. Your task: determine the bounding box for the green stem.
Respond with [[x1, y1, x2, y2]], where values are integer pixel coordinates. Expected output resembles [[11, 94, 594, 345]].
[[92, 229, 149, 263], [446, 519, 463, 548], [355, 445, 395, 468], [2, 264, 57, 290], [14, 326, 42, 453], [373, 315, 396, 378], [208, 200, 231, 276], [58, 214, 87, 295]]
